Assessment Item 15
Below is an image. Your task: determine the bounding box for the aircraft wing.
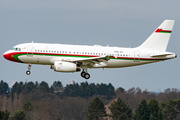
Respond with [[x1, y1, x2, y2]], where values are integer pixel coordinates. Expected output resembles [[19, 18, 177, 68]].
[[68, 56, 113, 67]]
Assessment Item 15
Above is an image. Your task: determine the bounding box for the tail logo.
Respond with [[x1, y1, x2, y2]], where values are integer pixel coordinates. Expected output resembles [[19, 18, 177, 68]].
[[155, 29, 172, 33]]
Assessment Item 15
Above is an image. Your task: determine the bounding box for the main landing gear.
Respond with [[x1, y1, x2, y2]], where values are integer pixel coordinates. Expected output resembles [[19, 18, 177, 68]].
[[26, 64, 31, 75], [81, 70, 90, 79]]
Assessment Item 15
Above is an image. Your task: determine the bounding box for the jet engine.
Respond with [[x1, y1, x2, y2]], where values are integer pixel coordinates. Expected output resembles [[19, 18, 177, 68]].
[[51, 61, 81, 72]]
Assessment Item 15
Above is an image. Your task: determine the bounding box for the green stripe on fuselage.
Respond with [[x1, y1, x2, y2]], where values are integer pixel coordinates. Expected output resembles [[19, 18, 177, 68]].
[[15, 53, 159, 62]]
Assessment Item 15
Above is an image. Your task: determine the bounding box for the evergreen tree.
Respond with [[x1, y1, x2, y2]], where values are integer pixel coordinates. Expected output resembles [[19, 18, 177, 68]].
[[80, 82, 90, 97], [86, 97, 106, 120], [118, 87, 125, 93], [158, 107, 164, 120], [11, 82, 22, 95], [148, 98, 159, 120], [161, 99, 179, 120], [133, 99, 150, 120], [0, 111, 4, 120], [0, 80, 9, 94], [25, 82, 35, 93], [107, 83, 115, 99], [56, 117, 61, 120], [150, 114, 156, 120], [11, 109, 26, 120], [35, 81, 39, 89], [0, 110, 10, 120], [39, 81, 50, 93], [23, 99, 34, 111], [108, 97, 132, 120], [52, 81, 63, 93], [88, 83, 97, 97]]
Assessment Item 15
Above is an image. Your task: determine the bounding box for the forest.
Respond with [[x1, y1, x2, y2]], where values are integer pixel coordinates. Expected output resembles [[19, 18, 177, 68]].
[[0, 80, 180, 120]]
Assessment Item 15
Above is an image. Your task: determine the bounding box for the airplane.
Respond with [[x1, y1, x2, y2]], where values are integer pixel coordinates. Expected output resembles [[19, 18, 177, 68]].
[[3, 20, 177, 79]]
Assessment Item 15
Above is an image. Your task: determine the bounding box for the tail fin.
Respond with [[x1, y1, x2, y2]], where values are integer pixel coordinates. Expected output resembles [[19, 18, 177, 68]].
[[138, 20, 175, 51]]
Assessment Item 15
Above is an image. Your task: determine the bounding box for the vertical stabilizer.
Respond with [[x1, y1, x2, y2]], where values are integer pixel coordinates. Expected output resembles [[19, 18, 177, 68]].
[[138, 20, 175, 51]]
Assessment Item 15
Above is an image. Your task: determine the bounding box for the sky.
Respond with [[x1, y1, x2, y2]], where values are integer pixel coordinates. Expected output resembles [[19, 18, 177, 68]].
[[0, 0, 180, 92]]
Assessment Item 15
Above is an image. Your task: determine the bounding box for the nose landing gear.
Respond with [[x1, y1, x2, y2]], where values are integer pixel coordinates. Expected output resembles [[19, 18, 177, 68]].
[[26, 64, 31, 75]]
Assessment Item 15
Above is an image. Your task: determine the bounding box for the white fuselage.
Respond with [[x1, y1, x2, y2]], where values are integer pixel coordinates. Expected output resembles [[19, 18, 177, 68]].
[[3, 43, 176, 69]]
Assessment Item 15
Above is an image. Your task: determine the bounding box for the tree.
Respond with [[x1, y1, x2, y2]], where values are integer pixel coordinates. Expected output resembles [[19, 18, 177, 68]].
[[108, 97, 132, 120], [25, 82, 35, 93], [149, 114, 156, 120], [11, 109, 26, 120], [3, 110, 10, 120], [35, 81, 39, 89], [0, 80, 9, 94], [158, 107, 164, 120], [118, 87, 125, 93], [0, 110, 10, 120], [39, 81, 50, 93], [107, 83, 115, 99], [0, 111, 3, 120], [148, 98, 159, 120], [80, 82, 90, 97], [23, 99, 34, 111], [86, 97, 106, 120], [51, 81, 63, 94], [11, 82, 23, 95], [161, 99, 180, 120], [133, 99, 150, 120], [56, 117, 61, 120]]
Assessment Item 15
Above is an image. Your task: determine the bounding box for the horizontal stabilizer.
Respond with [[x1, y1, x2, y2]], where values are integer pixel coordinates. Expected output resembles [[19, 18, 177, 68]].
[[150, 52, 175, 57]]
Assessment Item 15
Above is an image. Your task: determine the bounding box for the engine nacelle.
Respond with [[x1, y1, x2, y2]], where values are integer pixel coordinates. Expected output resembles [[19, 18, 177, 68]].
[[52, 61, 81, 72]]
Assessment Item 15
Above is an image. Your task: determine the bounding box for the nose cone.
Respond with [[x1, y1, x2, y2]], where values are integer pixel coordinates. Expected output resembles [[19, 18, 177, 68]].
[[3, 50, 19, 62], [3, 51, 10, 60]]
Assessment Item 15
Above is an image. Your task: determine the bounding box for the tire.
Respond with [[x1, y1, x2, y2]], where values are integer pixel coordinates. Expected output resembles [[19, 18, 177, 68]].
[[84, 73, 90, 79], [81, 71, 86, 77], [26, 71, 31, 75]]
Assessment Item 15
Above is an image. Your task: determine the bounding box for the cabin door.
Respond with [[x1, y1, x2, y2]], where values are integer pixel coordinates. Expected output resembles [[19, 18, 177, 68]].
[[27, 45, 33, 56], [134, 51, 140, 62]]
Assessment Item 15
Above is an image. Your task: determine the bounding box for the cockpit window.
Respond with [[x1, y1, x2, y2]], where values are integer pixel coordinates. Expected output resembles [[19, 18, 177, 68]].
[[12, 48, 21, 51]]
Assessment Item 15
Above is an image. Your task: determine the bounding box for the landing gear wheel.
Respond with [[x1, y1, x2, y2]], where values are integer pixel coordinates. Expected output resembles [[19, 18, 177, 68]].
[[84, 73, 90, 79], [26, 64, 32, 75], [26, 71, 31, 75], [81, 71, 86, 77]]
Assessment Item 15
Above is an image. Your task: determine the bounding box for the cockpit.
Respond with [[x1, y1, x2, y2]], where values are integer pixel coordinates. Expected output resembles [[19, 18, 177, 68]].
[[12, 47, 21, 51]]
